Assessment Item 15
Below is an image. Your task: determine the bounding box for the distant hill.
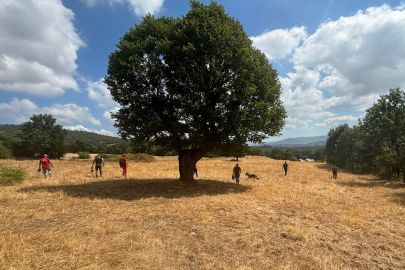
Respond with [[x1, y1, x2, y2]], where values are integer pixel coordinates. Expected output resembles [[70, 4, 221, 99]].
[[261, 135, 327, 149], [0, 124, 123, 145]]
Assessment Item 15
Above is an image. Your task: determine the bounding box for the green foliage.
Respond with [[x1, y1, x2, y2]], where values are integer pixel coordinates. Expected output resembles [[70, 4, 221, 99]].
[[105, 1, 286, 180], [18, 114, 67, 158], [325, 124, 349, 165], [313, 148, 325, 162], [0, 124, 21, 138], [0, 166, 26, 186], [101, 153, 155, 162], [326, 88, 405, 182], [0, 141, 12, 159], [78, 152, 91, 159]]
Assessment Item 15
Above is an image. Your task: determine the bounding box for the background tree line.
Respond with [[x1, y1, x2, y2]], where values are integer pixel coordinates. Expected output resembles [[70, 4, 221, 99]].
[[325, 88, 405, 182], [0, 114, 324, 161]]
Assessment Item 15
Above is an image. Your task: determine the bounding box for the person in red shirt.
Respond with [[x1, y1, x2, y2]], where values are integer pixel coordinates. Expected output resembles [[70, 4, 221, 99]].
[[38, 154, 53, 179], [121, 154, 128, 177]]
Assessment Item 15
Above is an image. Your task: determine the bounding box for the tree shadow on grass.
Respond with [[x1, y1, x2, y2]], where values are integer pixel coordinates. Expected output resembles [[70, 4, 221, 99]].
[[336, 179, 405, 190], [390, 192, 405, 206], [19, 178, 251, 201]]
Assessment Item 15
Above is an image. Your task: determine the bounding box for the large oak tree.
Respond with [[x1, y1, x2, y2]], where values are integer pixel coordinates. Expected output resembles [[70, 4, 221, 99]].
[[105, 1, 287, 181]]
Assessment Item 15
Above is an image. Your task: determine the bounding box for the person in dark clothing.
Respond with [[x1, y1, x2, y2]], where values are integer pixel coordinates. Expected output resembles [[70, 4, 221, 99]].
[[332, 164, 338, 179], [193, 163, 198, 177], [233, 163, 241, 184], [92, 154, 105, 178], [283, 161, 289, 176]]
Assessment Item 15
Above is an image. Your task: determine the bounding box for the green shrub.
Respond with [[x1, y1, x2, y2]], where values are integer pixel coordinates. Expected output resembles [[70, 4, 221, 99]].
[[78, 151, 91, 159], [0, 166, 27, 186], [0, 141, 12, 159]]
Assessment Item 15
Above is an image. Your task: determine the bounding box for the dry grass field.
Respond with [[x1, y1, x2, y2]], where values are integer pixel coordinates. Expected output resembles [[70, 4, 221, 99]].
[[1, 156, 405, 270]]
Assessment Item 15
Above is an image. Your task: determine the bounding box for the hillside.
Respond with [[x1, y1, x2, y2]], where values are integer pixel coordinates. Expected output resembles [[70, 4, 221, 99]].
[[262, 135, 327, 149], [0, 124, 123, 145]]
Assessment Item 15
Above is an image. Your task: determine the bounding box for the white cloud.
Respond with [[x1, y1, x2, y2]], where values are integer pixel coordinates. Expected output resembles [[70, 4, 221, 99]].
[[44, 104, 101, 126], [80, 0, 164, 16], [0, 0, 85, 96], [273, 4, 405, 134], [313, 123, 327, 128], [285, 117, 309, 130], [324, 115, 358, 124], [251, 26, 307, 61], [323, 94, 380, 111], [103, 107, 120, 124], [63, 125, 116, 137], [292, 4, 405, 97], [0, 98, 100, 126], [85, 79, 119, 109], [0, 98, 39, 124]]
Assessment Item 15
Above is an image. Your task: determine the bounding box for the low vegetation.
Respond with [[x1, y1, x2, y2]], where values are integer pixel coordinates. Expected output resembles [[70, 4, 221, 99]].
[[77, 151, 91, 159], [0, 156, 404, 269], [0, 166, 26, 186]]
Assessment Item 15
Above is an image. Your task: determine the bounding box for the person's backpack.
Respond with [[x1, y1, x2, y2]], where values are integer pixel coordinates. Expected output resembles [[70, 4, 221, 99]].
[[332, 167, 337, 173], [119, 158, 125, 168]]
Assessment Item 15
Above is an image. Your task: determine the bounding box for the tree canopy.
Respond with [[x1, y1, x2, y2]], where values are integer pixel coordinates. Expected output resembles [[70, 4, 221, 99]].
[[325, 88, 405, 182], [18, 114, 67, 158], [105, 1, 286, 181]]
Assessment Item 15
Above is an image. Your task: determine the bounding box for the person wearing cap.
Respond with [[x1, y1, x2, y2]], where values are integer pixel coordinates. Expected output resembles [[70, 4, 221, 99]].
[[38, 154, 53, 179], [232, 163, 241, 184], [121, 154, 128, 177]]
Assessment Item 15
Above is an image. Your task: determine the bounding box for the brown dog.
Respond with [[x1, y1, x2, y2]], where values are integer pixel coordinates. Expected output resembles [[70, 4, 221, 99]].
[[245, 172, 259, 180]]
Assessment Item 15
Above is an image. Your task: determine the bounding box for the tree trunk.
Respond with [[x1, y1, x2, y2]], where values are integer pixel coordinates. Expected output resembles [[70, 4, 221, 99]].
[[178, 149, 206, 181]]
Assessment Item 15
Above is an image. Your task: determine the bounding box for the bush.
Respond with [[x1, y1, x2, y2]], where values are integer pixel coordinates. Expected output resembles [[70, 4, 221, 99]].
[[78, 151, 91, 159], [0, 141, 12, 159], [0, 166, 27, 186]]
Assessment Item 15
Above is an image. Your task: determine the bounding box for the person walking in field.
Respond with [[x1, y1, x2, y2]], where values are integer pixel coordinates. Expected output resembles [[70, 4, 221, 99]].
[[233, 163, 241, 184], [92, 154, 105, 178], [119, 154, 128, 177], [38, 154, 53, 179], [332, 164, 338, 179], [193, 163, 198, 177], [283, 161, 289, 175]]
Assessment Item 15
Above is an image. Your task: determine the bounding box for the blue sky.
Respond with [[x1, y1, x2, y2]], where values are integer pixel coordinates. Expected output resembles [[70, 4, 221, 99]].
[[0, 0, 404, 142]]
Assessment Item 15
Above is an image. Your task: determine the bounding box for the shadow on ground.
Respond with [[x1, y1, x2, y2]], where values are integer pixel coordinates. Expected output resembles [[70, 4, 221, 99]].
[[336, 179, 405, 190], [390, 192, 405, 206], [19, 178, 251, 201]]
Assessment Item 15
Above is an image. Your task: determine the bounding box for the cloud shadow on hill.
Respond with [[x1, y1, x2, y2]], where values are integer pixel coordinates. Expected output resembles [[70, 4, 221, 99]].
[[19, 178, 251, 201]]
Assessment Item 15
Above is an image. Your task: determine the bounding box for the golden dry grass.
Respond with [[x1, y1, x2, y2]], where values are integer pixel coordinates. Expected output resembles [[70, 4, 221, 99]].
[[1, 156, 405, 270]]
